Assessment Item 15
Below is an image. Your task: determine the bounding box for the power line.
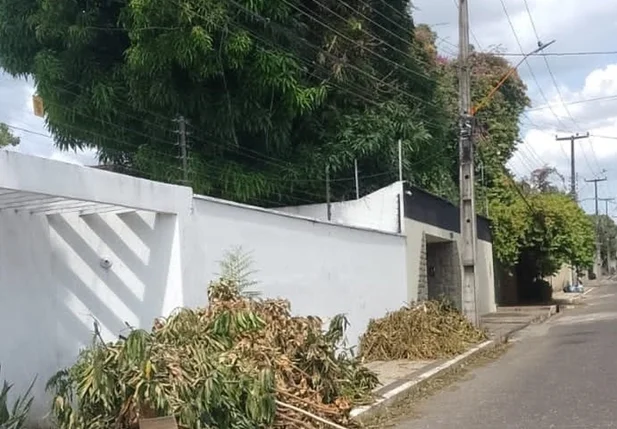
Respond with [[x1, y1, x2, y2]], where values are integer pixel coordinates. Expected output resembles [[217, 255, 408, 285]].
[[527, 94, 617, 112], [523, 6, 603, 175], [497, 0, 571, 130], [500, 0, 597, 176], [500, 50, 617, 57], [278, 0, 439, 93]]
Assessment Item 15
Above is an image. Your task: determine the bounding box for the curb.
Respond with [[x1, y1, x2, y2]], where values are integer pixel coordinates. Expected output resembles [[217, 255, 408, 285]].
[[489, 306, 555, 343], [350, 340, 494, 422], [351, 307, 559, 423]]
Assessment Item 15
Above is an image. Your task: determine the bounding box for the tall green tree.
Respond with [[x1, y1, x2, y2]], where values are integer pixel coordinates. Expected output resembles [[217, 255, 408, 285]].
[[0, 122, 19, 147], [0, 0, 451, 204], [489, 171, 595, 278], [589, 214, 617, 269]]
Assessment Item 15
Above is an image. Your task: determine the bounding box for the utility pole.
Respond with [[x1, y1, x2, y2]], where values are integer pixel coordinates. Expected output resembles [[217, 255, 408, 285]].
[[555, 133, 589, 201], [177, 115, 189, 184], [586, 176, 607, 277], [599, 197, 615, 274], [556, 132, 589, 286], [458, 0, 478, 325]]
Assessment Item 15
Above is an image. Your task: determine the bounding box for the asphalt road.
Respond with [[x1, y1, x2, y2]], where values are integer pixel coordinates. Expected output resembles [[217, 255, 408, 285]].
[[393, 283, 617, 429]]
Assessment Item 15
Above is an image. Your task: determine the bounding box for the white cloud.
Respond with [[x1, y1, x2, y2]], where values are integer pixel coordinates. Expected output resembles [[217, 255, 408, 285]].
[[512, 63, 617, 193], [415, 0, 617, 215]]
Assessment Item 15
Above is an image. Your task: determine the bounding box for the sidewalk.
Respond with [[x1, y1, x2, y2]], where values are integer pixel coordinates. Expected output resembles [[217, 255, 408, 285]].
[[480, 305, 557, 342], [351, 304, 558, 422]]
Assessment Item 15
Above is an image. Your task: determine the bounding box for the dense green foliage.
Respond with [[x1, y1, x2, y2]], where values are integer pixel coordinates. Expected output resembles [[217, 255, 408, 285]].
[[0, 123, 19, 148], [489, 172, 596, 279], [0, 0, 455, 204], [0, 0, 596, 276]]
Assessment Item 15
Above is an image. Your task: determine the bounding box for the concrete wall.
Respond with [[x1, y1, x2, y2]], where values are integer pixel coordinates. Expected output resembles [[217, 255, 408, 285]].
[[546, 264, 573, 291], [278, 182, 402, 233], [0, 210, 183, 418], [476, 239, 496, 315], [0, 155, 408, 420], [426, 241, 462, 308], [184, 196, 407, 347], [0, 152, 497, 421], [279, 182, 497, 318], [404, 218, 496, 317]]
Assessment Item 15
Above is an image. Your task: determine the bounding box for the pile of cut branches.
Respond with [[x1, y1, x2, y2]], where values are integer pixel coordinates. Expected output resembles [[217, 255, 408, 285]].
[[359, 300, 487, 361], [47, 279, 378, 429]]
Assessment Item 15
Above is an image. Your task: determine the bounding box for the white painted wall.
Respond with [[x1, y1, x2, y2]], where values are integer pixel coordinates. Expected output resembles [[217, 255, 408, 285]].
[[0, 212, 57, 416], [183, 196, 408, 347], [0, 153, 496, 423], [278, 182, 403, 233], [476, 239, 496, 316], [0, 154, 408, 422], [0, 210, 183, 419]]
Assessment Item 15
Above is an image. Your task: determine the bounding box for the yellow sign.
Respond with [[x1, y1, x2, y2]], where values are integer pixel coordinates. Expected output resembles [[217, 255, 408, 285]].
[[32, 94, 44, 117]]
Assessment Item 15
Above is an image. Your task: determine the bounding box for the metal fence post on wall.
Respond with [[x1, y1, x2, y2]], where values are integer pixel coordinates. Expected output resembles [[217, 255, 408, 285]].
[[398, 139, 403, 182], [326, 164, 332, 221], [354, 159, 360, 199], [396, 194, 402, 233], [174, 115, 189, 185]]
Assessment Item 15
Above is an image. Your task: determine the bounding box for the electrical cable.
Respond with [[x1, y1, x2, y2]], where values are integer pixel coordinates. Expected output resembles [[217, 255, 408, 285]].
[[521, 0, 603, 175]]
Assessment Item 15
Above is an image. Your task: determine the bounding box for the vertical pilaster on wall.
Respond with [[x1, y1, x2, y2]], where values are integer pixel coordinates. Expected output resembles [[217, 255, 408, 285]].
[[450, 242, 463, 310], [396, 194, 402, 234], [417, 233, 428, 301]]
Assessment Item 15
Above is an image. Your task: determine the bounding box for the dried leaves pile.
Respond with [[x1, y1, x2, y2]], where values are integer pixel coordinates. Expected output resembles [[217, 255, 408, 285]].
[[47, 279, 378, 429], [359, 300, 488, 361]]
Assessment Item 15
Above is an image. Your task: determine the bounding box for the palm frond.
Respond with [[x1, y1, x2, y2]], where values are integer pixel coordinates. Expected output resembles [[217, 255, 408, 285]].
[[215, 246, 261, 298]]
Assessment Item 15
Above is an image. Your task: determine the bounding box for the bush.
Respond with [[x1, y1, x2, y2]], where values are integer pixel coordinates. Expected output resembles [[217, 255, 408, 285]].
[[46, 278, 378, 429], [0, 365, 35, 429]]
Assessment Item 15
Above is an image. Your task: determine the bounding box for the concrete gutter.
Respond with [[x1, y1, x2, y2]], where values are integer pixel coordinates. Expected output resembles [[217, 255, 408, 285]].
[[350, 340, 494, 422]]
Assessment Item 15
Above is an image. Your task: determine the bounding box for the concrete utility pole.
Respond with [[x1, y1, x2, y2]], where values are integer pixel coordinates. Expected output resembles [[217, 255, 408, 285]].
[[587, 176, 607, 277], [600, 197, 615, 274], [555, 133, 589, 200], [458, 0, 478, 325]]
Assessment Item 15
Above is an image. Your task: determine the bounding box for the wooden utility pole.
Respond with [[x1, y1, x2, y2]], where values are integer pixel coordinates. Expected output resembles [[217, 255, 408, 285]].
[[458, 0, 477, 325], [586, 176, 607, 277], [555, 133, 589, 200]]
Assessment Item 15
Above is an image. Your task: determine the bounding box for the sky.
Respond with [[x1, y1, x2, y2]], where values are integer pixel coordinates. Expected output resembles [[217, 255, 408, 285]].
[[413, 0, 617, 216], [1, 0, 616, 215]]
